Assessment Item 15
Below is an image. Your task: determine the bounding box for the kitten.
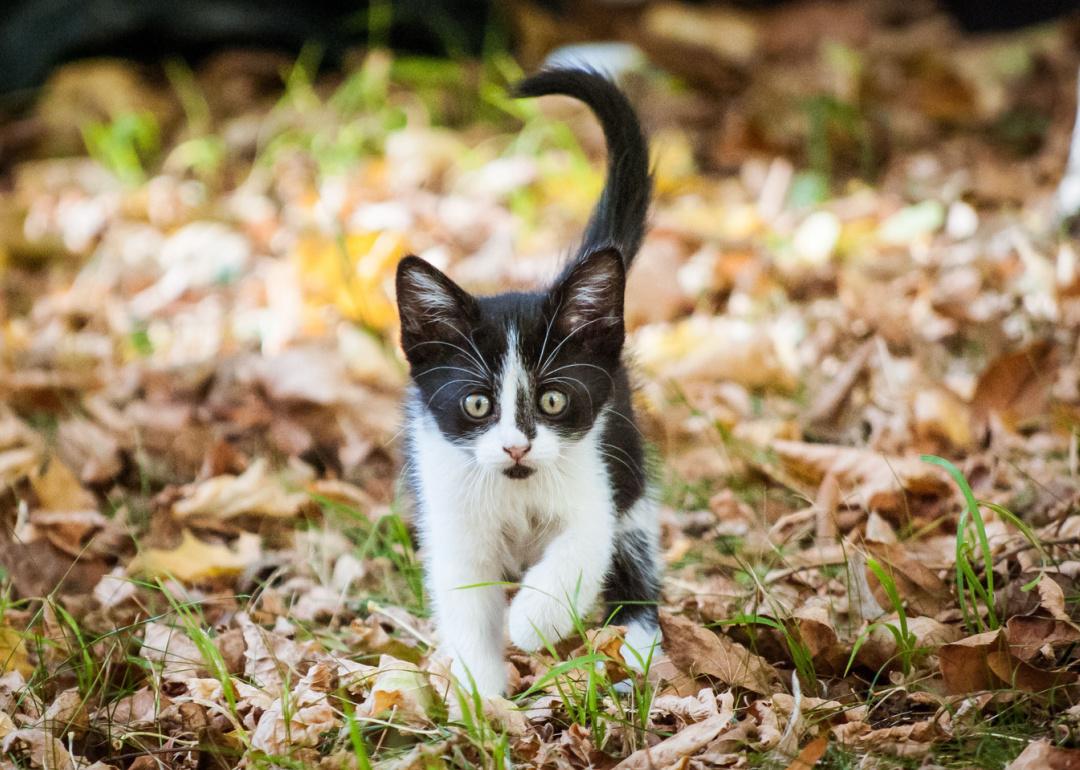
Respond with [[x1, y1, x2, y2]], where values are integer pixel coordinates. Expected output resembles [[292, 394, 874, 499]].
[[395, 68, 660, 696]]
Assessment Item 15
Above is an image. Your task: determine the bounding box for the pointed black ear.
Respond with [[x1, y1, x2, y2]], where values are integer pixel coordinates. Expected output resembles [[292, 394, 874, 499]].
[[548, 247, 626, 352], [396, 256, 478, 365]]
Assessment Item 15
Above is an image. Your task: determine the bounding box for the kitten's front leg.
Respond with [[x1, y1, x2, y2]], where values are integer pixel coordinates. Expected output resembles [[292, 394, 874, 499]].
[[508, 496, 615, 652], [426, 524, 508, 696]]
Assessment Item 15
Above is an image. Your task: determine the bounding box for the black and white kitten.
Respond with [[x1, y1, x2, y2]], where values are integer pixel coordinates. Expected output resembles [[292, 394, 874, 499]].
[[395, 68, 660, 696]]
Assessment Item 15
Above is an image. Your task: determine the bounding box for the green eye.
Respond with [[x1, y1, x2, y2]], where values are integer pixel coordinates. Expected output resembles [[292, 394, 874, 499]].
[[539, 389, 568, 416], [462, 393, 492, 419]]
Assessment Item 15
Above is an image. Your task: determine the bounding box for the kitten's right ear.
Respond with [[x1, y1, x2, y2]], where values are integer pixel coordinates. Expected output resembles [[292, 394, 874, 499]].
[[395, 256, 478, 364]]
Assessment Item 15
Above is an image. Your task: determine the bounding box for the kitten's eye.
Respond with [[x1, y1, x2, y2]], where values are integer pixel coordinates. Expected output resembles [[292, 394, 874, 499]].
[[462, 393, 492, 419], [539, 389, 568, 416]]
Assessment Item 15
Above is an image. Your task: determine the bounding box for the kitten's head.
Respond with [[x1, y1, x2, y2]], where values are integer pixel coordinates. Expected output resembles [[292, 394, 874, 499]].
[[396, 249, 625, 479]]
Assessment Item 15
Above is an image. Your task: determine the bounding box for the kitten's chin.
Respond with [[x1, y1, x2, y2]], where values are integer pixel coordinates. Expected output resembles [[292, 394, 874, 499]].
[[502, 465, 536, 480]]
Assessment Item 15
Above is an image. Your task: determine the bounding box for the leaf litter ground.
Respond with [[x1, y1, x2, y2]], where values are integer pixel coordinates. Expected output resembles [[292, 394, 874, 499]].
[[3, 5, 1080, 769]]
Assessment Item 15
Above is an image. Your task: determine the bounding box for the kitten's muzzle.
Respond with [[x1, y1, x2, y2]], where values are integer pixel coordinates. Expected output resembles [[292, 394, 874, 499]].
[[501, 442, 535, 479]]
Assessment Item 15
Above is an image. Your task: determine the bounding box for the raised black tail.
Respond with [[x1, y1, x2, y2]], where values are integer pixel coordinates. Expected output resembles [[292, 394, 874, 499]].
[[514, 68, 651, 268]]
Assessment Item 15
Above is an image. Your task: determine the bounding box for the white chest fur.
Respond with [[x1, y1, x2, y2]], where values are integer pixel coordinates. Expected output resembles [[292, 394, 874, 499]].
[[407, 401, 619, 694]]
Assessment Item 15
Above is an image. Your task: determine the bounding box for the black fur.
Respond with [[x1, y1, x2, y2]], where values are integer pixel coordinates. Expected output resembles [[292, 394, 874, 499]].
[[396, 68, 659, 631], [514, 67, 652, 268]]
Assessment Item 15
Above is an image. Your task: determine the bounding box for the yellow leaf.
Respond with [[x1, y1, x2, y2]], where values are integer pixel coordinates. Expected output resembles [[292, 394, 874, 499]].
[[31, 456, 96, 511], [0, 625, 33, 677], [293, 230, 406, 332], [130, 530, 261, 582]]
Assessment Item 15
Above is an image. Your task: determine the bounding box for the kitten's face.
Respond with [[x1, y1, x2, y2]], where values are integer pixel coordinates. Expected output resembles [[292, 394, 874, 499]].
[[396, 249, 625, 479]]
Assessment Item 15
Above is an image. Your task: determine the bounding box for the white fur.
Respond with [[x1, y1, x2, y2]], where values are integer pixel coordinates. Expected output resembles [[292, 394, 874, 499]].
[[403, 269, 459, 313], [472, 331, 560, 469], [409, 337, 618, 695]]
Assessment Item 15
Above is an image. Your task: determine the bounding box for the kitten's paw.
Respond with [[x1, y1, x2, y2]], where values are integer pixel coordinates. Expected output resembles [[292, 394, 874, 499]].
[[508, 589, 574, 652], [621, 620, 662, 673], [450, 655, 507, 697]]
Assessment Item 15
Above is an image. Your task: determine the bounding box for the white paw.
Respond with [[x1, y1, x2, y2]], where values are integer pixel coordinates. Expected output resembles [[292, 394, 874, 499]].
[[621, 620, 662, 673], [450, 654, 507, 697], [508, 588, 575, 652]]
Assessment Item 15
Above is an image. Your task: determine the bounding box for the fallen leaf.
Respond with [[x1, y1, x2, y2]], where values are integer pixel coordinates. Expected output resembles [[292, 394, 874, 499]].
[[29, 455, 97, 511], [238, 612, 320, 691], [173, 458, 309, 520], [865, 541, 949, 617], [986, 650, 1076, 692], [0, 625, 33, 677], [786, 735, 829, 770], [0, 728, 75, 770], [939, 631, 1002, 694], [971, 340, 1056, 436], [250, 661, 340, 755], [293, 231, 405, 332], [1007, 739, 1080, 770], [758, 441, 952, 514], [633, 316, 798, 391], [129, 529, 261, 582], [1037, 574, 1074, 623], [140, 622, 207, 682], [361, 655, 437, 725], [660, 611, 781, 694], [614, 712, 739, 770], [1006, 615, 1080, 663]]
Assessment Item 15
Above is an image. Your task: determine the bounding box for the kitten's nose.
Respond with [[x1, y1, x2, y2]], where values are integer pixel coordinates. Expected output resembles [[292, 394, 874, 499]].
[[503, 443, 531, 463]]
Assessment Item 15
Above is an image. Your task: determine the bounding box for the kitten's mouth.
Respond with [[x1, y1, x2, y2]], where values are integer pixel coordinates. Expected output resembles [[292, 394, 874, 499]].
[[503, 464, 535, 480]]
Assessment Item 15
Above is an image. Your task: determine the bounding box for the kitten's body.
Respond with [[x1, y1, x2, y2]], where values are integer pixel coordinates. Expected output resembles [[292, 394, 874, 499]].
[[397, 69, 659, 696]]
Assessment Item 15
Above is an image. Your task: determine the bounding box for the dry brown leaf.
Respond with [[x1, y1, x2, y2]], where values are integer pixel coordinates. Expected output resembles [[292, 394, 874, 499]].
[[173, 458, 309, 520], [360, 655, 436, 725], [659, 612, 781, 694], [985, 650, 1077, 692], [1037, 575, 1074, 623], [40, 688, 88, 739], [832, 719, 943, 757], [0, 728, 75, 770], [250, 661, 340, 755], [786, 735, 829, 770], [650, 688, 723, 725], [865, 541, 949, 617], [941, 629, 1076, 694], [129, 529, 261, 582], [1007, 739, 1080, 770], [939, 630, 1003, 694], [913, 387, 972, 450], [1006, 616, 1080, 662], [760, 441, 951, 513], [55, 417, 123, 485], [971, 340, 1056, 435], [614, 712, 739, 770], [803, 341, 873, 428], [140, 622, 207, 682], [238, 612, 320, 691]]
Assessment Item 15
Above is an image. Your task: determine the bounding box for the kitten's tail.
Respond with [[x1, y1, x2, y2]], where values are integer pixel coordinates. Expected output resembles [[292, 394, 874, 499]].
[[514, 67, 651, 269]]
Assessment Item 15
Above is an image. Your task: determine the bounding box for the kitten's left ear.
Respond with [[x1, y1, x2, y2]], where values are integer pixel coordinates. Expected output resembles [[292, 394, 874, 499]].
[[548, 247, 626, 349]]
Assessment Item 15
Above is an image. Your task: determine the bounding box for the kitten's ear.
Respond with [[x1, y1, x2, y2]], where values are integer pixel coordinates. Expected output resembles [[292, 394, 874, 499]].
[[549, 247, 626, 349], [396, 256, 478, 364]]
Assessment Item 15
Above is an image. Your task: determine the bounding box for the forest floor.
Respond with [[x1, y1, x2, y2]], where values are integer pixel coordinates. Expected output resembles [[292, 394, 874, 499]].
[[3, 3, 1080, 768]]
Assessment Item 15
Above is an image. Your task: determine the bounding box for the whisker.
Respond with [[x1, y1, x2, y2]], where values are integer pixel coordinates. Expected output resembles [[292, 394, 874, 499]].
[[538, 315, 620, 375], [544, 361, 616, 387], [425, 379, 480, 408]]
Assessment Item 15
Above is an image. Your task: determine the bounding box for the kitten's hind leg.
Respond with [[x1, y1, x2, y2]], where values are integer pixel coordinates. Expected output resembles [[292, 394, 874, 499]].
[[604, 501, 662, 673]]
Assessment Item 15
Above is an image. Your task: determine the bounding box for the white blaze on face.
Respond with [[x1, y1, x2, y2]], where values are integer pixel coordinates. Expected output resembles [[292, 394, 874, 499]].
[[474, 328, 530, 468]]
